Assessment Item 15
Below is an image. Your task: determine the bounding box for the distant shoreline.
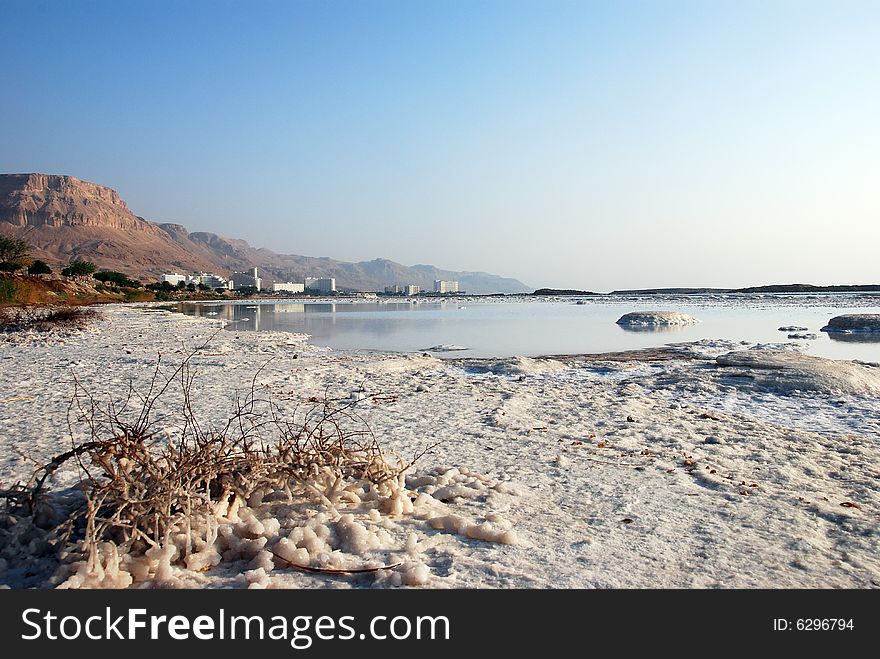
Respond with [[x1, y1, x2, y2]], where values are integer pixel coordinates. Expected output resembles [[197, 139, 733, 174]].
[[530, 284, 880, 297]]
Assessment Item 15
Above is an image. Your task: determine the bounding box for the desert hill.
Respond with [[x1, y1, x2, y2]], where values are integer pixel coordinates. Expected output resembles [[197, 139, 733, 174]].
[[0, 174, 528, 294]]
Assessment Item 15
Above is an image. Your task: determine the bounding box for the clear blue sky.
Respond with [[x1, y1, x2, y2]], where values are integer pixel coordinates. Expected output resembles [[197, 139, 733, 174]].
[[2, 0, 878, 290]]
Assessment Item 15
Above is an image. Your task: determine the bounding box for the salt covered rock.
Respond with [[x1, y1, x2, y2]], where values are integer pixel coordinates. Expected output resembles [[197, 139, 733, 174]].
[[616, 311, 700, 326], [821, 314, 880, 333], [715, 350, 880, 395], [472, 356, 566, 376]]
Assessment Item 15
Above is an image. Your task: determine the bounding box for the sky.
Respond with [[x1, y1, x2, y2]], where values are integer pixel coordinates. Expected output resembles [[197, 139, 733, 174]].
[[1, 0, 878, 291]]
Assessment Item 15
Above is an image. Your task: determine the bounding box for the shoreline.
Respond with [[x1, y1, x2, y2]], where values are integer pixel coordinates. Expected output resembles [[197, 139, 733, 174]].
[[1, 304, 878, 588]]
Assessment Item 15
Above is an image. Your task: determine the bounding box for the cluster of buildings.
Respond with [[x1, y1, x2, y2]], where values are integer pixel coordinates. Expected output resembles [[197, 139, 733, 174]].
[[382, 281, 460, 296], [384, 284, 421, 296], [160, 268, 337, 294], [303, 277, 337, 293], [269, 278, 336, 294], [160, 271, 232, 289], [159, 267, 460, 296]]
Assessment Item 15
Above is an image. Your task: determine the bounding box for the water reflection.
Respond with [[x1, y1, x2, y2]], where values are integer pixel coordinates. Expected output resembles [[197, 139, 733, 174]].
[[170, 299, 880, 362], [175, 301, 449, 339], [616, 324, 687, 334], [824, 332, 880, 343], [272, 304, 306, 313]]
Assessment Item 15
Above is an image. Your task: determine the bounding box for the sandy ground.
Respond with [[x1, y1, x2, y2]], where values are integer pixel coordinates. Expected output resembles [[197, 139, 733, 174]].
[[1, 304, 878, 588]]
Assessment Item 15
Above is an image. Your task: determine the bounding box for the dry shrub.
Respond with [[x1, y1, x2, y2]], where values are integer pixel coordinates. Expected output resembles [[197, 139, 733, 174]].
[[59, 368, 402, 555], [2, 336, 426, 585]]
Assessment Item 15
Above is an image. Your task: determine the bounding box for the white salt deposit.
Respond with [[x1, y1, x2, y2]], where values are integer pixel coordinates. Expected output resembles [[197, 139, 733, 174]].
[[2, 304, 879, 589], [460, 356, 567, 376], [715, 349, 880, 395], [616, 311, 700, 326]]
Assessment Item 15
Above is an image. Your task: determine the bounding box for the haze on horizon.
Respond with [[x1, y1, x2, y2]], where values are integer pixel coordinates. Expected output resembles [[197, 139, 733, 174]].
[[1, 0, 877, 292]]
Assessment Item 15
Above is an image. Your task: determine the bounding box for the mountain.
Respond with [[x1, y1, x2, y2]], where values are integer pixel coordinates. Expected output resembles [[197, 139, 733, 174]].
[[0, 174, 529, 294], [0, 174, 219, 274], [155, 223, 528, 294]]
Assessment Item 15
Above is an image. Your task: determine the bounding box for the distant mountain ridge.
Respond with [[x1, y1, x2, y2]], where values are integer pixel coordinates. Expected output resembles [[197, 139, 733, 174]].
[[0, 174, 529, 294], [607, 284, 880, 295]]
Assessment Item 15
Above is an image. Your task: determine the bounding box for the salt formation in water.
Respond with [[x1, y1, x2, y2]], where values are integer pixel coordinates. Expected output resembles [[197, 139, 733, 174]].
[[716, 349, 880, 395], [423, 344, 469, 352], [821, 314, 880, 334], [616, 311, 700, 326]]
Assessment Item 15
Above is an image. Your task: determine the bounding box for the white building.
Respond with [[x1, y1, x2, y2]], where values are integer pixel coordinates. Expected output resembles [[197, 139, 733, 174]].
[[198, 273, 230, 289], [434, 280, 459, 294], [161, 272, 231, 288], [272, 282, 305, 293], [233, 267, 262, 291], [384, 284, 420, 295], [304, 277, 336, 293], [160, 273, 188, 286]]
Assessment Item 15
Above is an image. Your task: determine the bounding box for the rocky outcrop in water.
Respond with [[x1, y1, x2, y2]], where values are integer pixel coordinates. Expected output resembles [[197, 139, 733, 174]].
[[821, 314, 880, 333], [616, 311, 700, 326]]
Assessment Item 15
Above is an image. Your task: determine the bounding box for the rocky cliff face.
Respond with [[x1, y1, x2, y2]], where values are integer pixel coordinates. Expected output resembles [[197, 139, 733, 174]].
[[0, 174, 529, 293], [0, 174, 147, 230], [0, 174, 219, 275]]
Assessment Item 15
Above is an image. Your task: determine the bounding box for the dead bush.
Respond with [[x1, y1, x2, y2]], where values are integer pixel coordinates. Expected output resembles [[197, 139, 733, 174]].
[[1, 336, 429, 586]]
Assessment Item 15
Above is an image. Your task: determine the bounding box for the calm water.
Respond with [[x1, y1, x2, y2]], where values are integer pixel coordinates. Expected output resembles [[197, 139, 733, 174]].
[[174, 296, 880, 361]]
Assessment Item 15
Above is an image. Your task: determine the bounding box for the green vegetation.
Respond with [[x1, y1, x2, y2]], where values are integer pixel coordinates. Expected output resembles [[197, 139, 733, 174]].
[[61, 259, 98, 277], [28, 260, 52, 275], [93, 270, 140, 288], [0, 273, 153, 306], [0, 278, 17, 303], [124, 289, 154, 302], [0, 236, 30, 271], [145, 281, 182, 301]]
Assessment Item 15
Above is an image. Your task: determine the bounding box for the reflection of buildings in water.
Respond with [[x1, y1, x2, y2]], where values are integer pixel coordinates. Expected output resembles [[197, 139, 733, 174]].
[[232, 304, 262, 331], [825, 331, 880, 343], [272, 304, 305, 314], [305, 303, 336, 314], [180, 302, 446, 339], [180, 304, 236, 323], [184, 303, 263, 330]]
